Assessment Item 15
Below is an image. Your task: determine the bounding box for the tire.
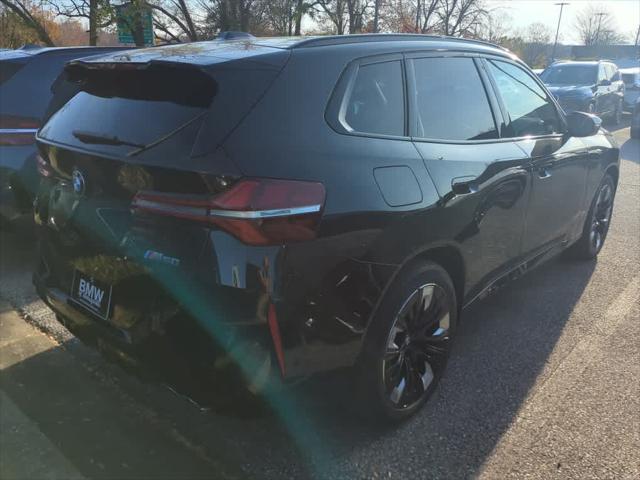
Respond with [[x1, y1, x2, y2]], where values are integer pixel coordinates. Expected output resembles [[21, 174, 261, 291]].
[[357, 261, 457, 422], [569, 174, 615, 260]]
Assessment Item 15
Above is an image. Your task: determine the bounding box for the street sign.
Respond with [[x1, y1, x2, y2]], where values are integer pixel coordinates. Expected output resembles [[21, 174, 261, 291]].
[[115, 3, 154, 46]]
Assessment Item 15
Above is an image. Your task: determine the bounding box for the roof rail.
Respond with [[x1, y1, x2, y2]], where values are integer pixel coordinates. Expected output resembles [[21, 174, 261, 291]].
[[292, 33, 511, 53], [217, 31, 255, 40]]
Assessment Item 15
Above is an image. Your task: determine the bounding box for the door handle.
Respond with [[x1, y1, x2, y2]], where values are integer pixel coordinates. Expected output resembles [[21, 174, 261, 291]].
[[537, 168, 552, 179]]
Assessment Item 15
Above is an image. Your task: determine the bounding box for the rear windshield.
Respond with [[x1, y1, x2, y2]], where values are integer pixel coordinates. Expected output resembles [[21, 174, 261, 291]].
[[622, 73, 637, 85], [0, 52, 82, 119], [0, 59, 27, 85], [39, 57, 287, 162], [541, 65, 597, 85], [39, 65, 214, 161]]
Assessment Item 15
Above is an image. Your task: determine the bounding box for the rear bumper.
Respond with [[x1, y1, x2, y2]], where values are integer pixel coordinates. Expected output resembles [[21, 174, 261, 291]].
[[33, 219, 386, 383]]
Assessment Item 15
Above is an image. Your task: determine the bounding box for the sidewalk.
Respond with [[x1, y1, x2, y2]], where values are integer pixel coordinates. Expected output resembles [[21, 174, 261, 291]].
[[0, 303, 222, 480]]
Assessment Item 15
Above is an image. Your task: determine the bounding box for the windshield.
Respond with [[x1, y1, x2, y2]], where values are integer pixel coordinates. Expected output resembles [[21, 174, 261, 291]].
[[541, 65, 598, 85]]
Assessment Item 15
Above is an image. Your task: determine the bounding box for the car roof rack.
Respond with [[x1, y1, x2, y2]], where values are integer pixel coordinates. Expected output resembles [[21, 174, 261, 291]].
[[292, 33, 511, 53]]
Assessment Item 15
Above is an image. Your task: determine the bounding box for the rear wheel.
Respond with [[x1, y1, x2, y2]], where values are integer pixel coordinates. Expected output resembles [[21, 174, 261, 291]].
[[569, 174, 615, 260], [357, 262, 457, 421]]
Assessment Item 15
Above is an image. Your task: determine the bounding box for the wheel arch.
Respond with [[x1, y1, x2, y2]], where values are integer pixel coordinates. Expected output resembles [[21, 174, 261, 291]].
[[605, 164, 619, 189]]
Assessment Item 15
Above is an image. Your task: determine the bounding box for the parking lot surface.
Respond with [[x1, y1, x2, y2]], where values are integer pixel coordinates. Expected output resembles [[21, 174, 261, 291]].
[[1, 125, 638, 480]]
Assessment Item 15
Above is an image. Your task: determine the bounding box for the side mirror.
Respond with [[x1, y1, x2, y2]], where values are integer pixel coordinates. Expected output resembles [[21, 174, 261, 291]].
[[599, 79, 612, 87], [566, 111, 601, 137]]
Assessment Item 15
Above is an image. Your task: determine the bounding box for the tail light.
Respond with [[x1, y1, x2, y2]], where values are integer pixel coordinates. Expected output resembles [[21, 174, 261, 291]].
[[132, 178, 325, 246], [0, 115, 39, 146]]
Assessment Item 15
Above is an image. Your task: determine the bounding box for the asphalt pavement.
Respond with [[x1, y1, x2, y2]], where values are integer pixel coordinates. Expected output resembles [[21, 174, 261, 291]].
[[1, 123, 638, 480]]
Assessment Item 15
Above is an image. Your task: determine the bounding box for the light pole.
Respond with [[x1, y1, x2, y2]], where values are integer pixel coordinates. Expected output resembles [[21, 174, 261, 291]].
[[551, 2, 569, 64], [594, 12, 606, 45]]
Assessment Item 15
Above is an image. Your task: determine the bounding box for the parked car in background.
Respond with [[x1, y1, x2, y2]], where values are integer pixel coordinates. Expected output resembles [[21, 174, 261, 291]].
[[33, 35, 619, 421], [631, 97, 640, 139], [0, 45, 129, 224], [541, 60, 624, 124], [620, 67, 640, 112]]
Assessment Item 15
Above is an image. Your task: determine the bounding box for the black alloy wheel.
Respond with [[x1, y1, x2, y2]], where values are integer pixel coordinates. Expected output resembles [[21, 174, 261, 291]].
[[382, 283, 451, 409], [570, 174, 615, 260], [358, 262, 457, 421]]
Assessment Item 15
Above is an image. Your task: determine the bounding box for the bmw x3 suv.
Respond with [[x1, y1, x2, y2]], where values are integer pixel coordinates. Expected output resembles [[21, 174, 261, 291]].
[[33, 35, 619, 420]]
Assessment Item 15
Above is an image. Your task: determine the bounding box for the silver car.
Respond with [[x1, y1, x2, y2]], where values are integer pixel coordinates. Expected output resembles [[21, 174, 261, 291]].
[[621, 67, 640, 112]]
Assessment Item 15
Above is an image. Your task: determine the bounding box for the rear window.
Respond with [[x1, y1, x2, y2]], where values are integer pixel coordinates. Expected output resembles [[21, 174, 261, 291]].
[[0, 59, 27, 85], [622, 73, 637, 86], [39, 58, 287, 162], [343, 60, 405, 136], [0, 53, 82, 119]]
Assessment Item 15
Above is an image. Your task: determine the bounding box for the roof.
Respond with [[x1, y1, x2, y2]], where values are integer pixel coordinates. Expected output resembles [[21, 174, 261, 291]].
[[72, 34, 512, 68], [620, 67, 640, 74], [0, 45, 131, 61]]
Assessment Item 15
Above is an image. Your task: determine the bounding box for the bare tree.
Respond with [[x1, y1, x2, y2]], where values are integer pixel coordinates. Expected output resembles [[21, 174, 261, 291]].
[[438, 0, 486, 37], [469, 9, 511, 42], [0, 0, 55, 45], [147, 0, 199, 42], [48, 0, 113, 45], [314, 0, 347, 34], [521, 22, 551, 66], [575, 5, 625, 46]]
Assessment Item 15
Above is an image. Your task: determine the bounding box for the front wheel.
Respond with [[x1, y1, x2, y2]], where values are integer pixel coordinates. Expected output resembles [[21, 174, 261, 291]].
[[569, 174, 615, 260], [357, 262, 457, 422]]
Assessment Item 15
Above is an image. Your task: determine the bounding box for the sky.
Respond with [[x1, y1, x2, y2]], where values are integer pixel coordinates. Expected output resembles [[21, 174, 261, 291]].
[[486, 0, 640, 44]]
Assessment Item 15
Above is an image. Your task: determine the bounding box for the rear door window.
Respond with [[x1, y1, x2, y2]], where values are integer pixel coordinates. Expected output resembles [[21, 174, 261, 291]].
[[343, 60, 405, 136], [410, 56, 498, 141], [0, 52, 84, 119], [486, 59, 562, 138]]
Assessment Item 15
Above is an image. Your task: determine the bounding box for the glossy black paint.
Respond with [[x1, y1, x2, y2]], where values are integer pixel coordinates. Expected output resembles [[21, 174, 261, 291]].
[[33, 36, 620, 386]]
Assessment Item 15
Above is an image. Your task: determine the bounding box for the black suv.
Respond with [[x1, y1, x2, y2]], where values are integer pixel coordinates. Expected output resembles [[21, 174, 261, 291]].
[[0, 45, 128, 223], [33, 35, 619, 420], [541, 60, 625, 124]]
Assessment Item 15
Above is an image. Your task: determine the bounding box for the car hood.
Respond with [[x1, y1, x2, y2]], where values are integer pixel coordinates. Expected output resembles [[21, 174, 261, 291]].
[[546, 85, 594, 97]]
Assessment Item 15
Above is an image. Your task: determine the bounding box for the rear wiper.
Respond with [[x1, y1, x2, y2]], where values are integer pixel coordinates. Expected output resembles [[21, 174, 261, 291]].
[[72, 130, 146, 148], [126, 111, 208, 157]]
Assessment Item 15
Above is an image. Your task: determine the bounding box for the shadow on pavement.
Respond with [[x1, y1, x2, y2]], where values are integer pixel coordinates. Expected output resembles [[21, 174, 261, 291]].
[[620, 137, 639, 165], [1, 227, 599, 479]]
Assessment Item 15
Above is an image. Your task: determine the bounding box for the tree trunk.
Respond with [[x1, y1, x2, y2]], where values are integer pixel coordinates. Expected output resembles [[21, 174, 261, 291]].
[[294, 0, 303, 35], [89, 0, 98, 45], [373, 0, 380, 33]]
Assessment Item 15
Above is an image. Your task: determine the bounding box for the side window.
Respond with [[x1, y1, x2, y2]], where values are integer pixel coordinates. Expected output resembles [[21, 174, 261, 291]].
[[610, 65, 620, 82], [343, 60, 404, 136], [598, 65, 607, 83], [411, 57, 498, 141], [486, 59, 562, 138]]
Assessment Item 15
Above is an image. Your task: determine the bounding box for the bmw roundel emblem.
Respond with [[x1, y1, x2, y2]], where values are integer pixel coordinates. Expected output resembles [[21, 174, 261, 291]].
[[71, 169, 86, 196]]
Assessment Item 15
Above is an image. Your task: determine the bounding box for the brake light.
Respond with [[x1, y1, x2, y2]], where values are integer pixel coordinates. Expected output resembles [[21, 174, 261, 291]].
[[0, 115, 39, 146], [132, 178, 326, 246]]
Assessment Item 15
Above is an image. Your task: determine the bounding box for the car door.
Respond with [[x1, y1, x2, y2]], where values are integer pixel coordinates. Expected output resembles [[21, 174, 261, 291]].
[[483, 57, 590, 256], [406, 54, 531, 293]]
